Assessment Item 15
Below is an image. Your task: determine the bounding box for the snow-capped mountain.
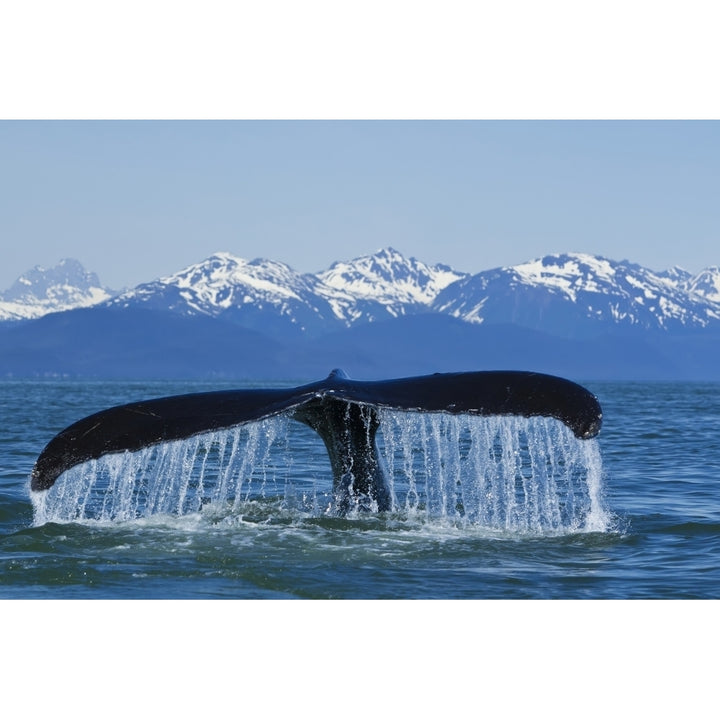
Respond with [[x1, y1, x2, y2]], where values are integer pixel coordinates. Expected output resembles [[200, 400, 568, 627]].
[[684, 266, 720, 304], [434, 253, 720, 336], [0, 258, 114, 321], [4, 250, 720, 342], [108, 252, 347, 337], [107, 248, 468, 335], [656, 266, 694, 285], [317, 247, 467, 323]]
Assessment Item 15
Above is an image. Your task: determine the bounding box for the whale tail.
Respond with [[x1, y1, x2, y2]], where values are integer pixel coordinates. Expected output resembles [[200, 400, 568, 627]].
[[30, 369, 602, 512]]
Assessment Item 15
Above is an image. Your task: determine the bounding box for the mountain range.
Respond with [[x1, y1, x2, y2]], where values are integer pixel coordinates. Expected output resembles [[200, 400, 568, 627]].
[[0, 258, 113, 321], [1, 248, 719, 381]]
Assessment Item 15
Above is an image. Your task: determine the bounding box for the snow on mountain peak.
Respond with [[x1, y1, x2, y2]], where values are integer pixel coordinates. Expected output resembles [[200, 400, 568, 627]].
[[5, 250, 720, 338], [169, 253, 305, 305], [433, 251, 720, 333], [109, 247, 469, 330], [112, 251, 320, 320], [685, 266, 720, 303], [512, 253, 618, 301], [318, 247, 466, 306], [0, 258, 113, 321], [657, 265, 693, 284]]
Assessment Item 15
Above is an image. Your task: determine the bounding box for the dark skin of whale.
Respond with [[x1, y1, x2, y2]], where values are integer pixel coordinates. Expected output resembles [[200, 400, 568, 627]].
[[30, 369, 603, 511]]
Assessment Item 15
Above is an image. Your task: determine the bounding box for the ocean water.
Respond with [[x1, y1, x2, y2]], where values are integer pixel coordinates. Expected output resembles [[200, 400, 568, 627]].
[[1, 379, 719, 600]]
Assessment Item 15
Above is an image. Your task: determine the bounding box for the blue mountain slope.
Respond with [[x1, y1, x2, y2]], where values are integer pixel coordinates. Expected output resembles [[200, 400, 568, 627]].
[[1, 304, 719, 380], [0, 307, 285, 379], [293, 314, 687, 381]]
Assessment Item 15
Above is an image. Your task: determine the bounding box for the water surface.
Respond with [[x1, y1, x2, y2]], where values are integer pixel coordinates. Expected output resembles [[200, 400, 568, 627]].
[[1, 379, 718, 599]]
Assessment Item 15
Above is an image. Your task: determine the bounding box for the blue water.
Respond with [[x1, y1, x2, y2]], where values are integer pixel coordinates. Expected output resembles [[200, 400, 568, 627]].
[[1, 379, 719, 599]]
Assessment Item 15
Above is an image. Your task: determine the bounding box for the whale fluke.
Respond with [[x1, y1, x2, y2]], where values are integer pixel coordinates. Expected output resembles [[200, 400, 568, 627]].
[[30, 369, 602, 511]]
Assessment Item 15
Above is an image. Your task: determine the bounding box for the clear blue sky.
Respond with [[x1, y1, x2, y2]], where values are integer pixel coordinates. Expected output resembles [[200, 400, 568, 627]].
[[1, 119, 718, 290]]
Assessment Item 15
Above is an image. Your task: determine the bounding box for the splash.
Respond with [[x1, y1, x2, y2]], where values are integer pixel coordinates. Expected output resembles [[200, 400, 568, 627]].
[[31, 408, 609, 533], [31, 415, 300, 525], [377, 411, 608, 533]]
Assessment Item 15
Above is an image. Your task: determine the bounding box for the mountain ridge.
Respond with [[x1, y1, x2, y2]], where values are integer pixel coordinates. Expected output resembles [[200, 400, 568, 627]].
[[0, 258, 116, 321], [5, 248, 719, 335], [2, 248, 719, 380]]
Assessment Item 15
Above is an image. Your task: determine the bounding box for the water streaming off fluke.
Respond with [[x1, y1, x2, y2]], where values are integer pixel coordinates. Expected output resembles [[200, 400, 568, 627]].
[[31, 409, 608, 534]]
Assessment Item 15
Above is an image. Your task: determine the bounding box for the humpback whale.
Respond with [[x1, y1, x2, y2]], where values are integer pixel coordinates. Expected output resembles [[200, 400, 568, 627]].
[[30, 369, 602, 512]]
